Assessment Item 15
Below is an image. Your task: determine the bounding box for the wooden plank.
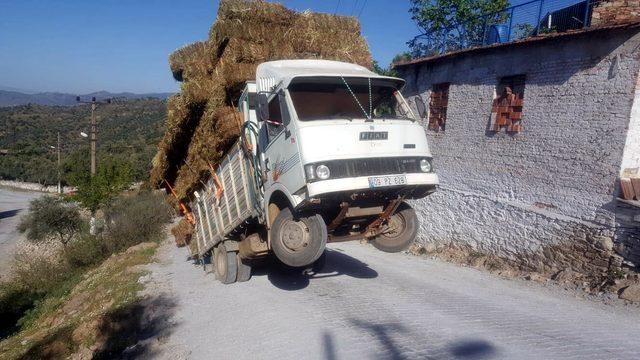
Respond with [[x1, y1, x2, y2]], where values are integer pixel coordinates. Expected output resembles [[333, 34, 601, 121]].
[[631, 177, 640, 200], [618, 198, 640, 209], [620, 178, 635, 200]]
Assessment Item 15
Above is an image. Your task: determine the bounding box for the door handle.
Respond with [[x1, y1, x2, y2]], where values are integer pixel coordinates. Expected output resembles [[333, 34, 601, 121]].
[[285, 128, 291, 139], [264, 158, 270, 171]]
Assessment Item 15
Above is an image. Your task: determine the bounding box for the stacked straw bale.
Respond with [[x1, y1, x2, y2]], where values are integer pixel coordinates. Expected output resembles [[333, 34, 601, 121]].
[[171, 218, 195, 247], [150, 0, 372, 203]]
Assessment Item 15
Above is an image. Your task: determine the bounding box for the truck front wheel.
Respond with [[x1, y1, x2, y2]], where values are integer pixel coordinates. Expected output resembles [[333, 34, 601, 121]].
[[271, 208, 327, 268], [370, 202, 418, 253]]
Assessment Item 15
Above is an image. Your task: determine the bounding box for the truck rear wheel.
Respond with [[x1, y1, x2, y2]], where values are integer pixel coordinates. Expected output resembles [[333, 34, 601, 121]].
[[271, 208, 327, 268], [236, 255, 252, 282], [370, 202, 418, 253], [215, 243, 237, 284]]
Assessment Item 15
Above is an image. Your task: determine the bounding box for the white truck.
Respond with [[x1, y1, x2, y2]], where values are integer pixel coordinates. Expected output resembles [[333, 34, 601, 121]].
[[189, 60, 438, 284]]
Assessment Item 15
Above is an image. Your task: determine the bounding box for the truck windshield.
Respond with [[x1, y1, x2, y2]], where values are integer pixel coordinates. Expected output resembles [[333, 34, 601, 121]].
[[288, 76, 413, 121]]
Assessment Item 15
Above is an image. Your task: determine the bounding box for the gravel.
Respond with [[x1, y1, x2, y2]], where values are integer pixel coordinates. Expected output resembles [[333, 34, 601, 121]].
[[140, 237, 640, 360]]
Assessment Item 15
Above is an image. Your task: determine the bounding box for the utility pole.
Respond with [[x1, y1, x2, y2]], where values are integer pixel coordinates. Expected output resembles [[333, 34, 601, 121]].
[[49, 132, 62, 194], [77, 96, 111, 177], [57, 131, 61, 193], [76, 96, 111, 235], [90, 102, 97, 176]]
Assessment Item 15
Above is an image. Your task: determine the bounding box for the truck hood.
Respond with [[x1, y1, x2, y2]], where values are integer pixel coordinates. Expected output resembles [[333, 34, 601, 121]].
[[296, 120, 432, 164]]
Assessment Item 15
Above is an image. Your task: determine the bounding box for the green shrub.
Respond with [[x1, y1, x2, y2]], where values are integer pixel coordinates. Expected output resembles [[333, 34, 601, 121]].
[[11, 252, 71, 296], [103, 191, 172, 252], [18, 196, 83, 248], [64, 234, 107, 268]]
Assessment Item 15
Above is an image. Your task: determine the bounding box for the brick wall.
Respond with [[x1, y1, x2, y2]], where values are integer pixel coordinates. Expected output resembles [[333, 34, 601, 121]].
[[397, 28, 640, 276], [592, 0, 640, 26]]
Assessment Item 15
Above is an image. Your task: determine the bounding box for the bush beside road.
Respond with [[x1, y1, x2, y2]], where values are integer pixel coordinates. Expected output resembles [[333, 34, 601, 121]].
[[0, 189, 173, 358]]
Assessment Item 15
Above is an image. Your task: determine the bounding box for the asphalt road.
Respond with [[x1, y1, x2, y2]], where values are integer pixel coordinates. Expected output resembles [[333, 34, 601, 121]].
[[142, 239, 640, 360], [0, 187, 40, 278]]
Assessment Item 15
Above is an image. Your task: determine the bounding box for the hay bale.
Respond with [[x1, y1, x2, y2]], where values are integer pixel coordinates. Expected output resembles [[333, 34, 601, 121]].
[[172, 106, 243, 200], [169, 41, 213, 82], [171, 218, 194, 247], [291, 12, 372, 68], [151, 0, 373, 199], [180, 73, 226, 106]]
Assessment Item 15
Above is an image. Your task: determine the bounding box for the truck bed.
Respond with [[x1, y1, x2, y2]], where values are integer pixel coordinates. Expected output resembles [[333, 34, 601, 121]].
[[190, 140, 260, 257]]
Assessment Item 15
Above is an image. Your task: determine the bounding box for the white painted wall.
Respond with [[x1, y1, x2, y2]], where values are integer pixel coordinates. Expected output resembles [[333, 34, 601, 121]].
[[398, 28, 640, 271]]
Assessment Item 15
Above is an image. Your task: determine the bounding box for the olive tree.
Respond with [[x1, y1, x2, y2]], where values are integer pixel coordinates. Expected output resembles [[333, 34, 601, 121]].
[[18, 196, 82, 248]]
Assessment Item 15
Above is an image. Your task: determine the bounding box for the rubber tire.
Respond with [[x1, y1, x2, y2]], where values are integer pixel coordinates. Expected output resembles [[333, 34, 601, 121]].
[[215, 243, 237, 284], [236, 255, 252, 282], [271, 208, 327, 268], [370, 202, 418, 253]]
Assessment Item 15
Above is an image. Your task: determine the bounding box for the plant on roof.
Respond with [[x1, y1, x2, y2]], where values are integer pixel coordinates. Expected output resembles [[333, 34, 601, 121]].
[[409, 0, 509, 56]]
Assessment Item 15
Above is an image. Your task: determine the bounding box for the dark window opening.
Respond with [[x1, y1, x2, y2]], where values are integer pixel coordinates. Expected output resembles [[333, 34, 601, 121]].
[[267, 95, 283, 140], [428, 83, 449, 132], [491, 75, 525, 133]]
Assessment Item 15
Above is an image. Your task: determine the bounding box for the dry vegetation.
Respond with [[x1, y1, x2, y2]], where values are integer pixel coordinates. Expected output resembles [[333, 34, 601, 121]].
[[0, 242, 160, 360], [0, 191, 174, 359], [150, 0, 373, 204]]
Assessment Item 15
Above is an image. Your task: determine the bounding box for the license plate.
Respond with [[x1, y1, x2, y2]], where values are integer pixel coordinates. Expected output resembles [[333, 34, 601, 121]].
[[368, 175, 407, 188]]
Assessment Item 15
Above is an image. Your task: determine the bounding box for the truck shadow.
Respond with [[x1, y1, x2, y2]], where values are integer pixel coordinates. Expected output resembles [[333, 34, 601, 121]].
[[0, 209, 21, 220], [255, 248, 378, 291]]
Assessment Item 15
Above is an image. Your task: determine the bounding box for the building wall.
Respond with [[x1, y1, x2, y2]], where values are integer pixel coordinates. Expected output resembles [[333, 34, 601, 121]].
[[398, 28, 640, 274], [620, 84, 640, 173]]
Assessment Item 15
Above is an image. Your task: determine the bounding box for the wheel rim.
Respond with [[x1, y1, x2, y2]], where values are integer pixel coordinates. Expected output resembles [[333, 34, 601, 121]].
[[216, 250, 226, 276], [382, 213, 406, 238], [280, 219, 310, 253]]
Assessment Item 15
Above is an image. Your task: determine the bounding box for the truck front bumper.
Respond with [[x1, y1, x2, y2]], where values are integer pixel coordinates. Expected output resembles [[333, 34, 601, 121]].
[[306, 173, 439, 198]]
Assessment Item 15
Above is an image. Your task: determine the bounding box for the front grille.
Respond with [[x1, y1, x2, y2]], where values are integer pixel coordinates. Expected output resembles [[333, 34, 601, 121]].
[[320, 157, 427, 180]]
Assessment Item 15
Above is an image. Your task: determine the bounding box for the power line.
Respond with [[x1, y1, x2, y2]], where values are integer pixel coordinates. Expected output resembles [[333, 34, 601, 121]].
[[334, 0, 341, 14], [357, 0, 368, 18], [350, 0, 360, 16]]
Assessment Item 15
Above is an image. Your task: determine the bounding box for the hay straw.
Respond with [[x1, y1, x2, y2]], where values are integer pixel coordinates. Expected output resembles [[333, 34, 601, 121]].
[[152, 0, 373, 199]]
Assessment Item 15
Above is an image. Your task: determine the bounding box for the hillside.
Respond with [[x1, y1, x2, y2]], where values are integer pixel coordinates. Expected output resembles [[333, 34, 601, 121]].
[[0, 99, 166, 184], [0, 90, 173, 107]]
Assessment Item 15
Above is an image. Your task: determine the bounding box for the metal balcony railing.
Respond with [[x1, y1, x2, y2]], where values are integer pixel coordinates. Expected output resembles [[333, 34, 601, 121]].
[[410, 0, 599, 57]]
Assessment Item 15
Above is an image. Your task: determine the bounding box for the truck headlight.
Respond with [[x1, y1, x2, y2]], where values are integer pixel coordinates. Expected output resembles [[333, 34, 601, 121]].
[[316, 165, 330, 180], [420, 158, 433, 173]]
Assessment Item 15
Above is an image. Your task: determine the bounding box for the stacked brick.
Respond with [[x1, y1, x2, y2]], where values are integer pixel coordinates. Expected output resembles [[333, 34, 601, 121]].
[[428, 83, 449, 132]]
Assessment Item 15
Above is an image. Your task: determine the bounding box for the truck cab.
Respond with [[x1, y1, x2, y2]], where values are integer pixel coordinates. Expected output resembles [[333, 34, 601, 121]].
[[240, 60, 438, 267]]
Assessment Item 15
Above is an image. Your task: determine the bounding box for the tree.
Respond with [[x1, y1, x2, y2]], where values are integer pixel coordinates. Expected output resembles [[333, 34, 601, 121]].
[[373, 61, 398, 77], [67, 155, 134, 212], [18, 196, 82, 248], [409, 0, 509, 56]]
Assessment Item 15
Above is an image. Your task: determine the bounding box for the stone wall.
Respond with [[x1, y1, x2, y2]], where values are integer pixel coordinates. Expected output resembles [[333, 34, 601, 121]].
[[397, 28, 640, 276], [591, 0, 640, 26]]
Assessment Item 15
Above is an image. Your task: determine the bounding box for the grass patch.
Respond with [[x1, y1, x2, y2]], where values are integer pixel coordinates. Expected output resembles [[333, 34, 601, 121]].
[[0, 243, 159, 360], [0, 190, 173, 358]]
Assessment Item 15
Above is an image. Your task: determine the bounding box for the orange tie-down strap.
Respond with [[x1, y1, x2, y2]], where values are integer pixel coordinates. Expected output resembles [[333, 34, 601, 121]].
[[207, 161, 224, 201], [164, 179, 195, 225]]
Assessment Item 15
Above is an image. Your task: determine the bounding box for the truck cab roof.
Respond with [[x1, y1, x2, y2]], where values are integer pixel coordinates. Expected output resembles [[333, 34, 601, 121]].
[[255, 59, 404, 94]]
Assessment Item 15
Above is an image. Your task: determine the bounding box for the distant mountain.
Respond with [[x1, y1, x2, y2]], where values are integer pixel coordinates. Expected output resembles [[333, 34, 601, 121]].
[[0, 90, 174, 107]]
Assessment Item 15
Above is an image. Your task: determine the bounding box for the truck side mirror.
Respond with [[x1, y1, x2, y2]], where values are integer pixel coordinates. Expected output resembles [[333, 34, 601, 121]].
[[257, 93, 269, 122], [415, 97, 427, 120]]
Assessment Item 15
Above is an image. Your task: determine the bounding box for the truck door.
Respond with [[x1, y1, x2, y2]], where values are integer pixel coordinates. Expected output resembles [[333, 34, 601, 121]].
[[262, 90, 304, 199]]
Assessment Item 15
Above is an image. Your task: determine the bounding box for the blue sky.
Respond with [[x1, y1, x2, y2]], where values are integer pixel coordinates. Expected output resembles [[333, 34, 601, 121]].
[[0, 0, 420, 94]]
